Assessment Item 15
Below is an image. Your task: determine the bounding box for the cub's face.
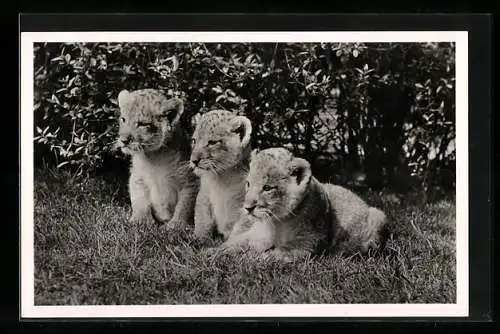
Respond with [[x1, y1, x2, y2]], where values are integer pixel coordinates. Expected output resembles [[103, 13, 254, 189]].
[[243, 148, 312, 221], [189, 110, 252, 176], [116, 89, 183, 155]]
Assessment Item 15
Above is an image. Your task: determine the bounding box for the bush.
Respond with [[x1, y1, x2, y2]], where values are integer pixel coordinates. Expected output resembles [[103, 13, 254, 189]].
[[33, 42, 456, 197]]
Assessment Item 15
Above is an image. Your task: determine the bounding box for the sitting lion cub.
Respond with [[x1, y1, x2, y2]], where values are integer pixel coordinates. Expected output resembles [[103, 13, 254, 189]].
[[189, 110, 252, 240], [222, 147, 389, 260], [115, 89, 198, 228]]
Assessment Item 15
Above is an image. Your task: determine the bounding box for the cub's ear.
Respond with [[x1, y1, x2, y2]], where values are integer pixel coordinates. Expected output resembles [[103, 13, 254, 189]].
[[288, 157, 312, 187], [117, 90, 131, 109], [231, 116, 252, 147], [250, 148, 260, 161], [161, 98, 185, 124]]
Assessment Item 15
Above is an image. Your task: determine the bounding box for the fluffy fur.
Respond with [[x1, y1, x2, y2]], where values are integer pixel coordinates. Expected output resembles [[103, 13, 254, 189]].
[[189, 110, 253, 240], [115, 89, 198, 229], [222, 147, 389, 261]]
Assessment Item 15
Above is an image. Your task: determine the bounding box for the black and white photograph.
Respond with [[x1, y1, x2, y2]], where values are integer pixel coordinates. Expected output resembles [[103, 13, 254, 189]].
[[20, 30, 469, 318]]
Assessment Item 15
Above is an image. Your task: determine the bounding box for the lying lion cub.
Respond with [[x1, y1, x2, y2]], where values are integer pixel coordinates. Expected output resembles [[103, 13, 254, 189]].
[[221, 147, 389, 261]]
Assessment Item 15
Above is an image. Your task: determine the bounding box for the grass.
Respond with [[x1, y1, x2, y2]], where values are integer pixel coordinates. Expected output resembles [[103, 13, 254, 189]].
[[33, 169, 456, 305]]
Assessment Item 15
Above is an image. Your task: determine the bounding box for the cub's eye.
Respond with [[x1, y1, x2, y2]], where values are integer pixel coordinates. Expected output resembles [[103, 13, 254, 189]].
[[137, 121, 152, 127], [191, 138, 196, 146], [120, 117, 126, 123], [207, 139, 221, 146], [262, 185, 276, 192], [245, 181, 250, 188]]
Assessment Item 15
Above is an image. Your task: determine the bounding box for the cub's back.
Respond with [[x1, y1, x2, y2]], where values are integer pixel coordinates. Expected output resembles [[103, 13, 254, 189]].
[[322, 183, 370, 229]]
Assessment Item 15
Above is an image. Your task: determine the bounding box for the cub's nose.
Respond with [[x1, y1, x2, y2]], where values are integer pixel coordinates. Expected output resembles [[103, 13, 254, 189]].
[[244, 205, 256, 213], [190, 158, 200, 166]]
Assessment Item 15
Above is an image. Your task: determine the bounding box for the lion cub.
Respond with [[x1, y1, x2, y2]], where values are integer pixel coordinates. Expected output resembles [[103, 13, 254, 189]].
[[116, 89, 198, 228], [189, 110, 252, 240], [223, 148, 389, 260]]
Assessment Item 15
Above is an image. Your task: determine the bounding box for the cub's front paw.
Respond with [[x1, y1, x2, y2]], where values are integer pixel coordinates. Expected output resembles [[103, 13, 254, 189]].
[[150, 207, 172, 226], [163, 215, 188, 230], [129, 212, 149, 224], [249, 239, 275, 253], [194, 225, 213, 241], [262, 249, 293, 263]]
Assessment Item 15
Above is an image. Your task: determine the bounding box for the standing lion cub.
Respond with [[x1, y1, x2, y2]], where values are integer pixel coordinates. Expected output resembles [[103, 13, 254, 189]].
[[189, 110, 252, 240], [115, 89, 198, 228], [222, 148, 389, 260]]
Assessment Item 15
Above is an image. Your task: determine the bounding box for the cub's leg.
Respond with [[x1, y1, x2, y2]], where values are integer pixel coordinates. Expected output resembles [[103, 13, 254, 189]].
[[166, 178, 199, 229], [220, 228, 251, 251], [129, 171, 151, 224], [222, 219, 275, 253], [264, 232, 318, 262], [149, 179, 175, 226], [193, 190, 215, 240]]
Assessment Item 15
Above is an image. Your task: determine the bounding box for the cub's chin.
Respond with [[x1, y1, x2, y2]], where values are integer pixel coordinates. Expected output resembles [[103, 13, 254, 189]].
[[120, 142, 148, 155], [191, 166, 208, 177], [192, 168, 202, 176]]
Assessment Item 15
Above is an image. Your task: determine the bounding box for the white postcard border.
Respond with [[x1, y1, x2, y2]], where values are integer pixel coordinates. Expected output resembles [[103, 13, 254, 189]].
[[20, 31, 469, 318]]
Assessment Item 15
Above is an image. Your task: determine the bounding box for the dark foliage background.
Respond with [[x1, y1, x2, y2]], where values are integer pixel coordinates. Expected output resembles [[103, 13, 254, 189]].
[[33, 42, 456, 200]]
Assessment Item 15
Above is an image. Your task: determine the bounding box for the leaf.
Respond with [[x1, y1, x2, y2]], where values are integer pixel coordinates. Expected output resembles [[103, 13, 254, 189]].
[[215, 95, 226, 102], [330, 88, 340, 97], [436, 85, 442, 94], [51, 94, 60, 105], [428, 145, 437, 160], [36, 126, 43, 134], [306, 83, 316, 90], [353, 49, 359, 58], [415, 83, 424, 89], [244, 54, 253, 64], [363, 63, 368, 71], [90, 58, 97, 67], [57, 161, 70, 168], [65, 54, 71, 62], [227, 97, 239, 104], [68, 76, 76, 88], [212, 86, 223, 94], [445, 138, 455, 157], [336, 50, 343, 57], [171, 55, 179, 71]]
